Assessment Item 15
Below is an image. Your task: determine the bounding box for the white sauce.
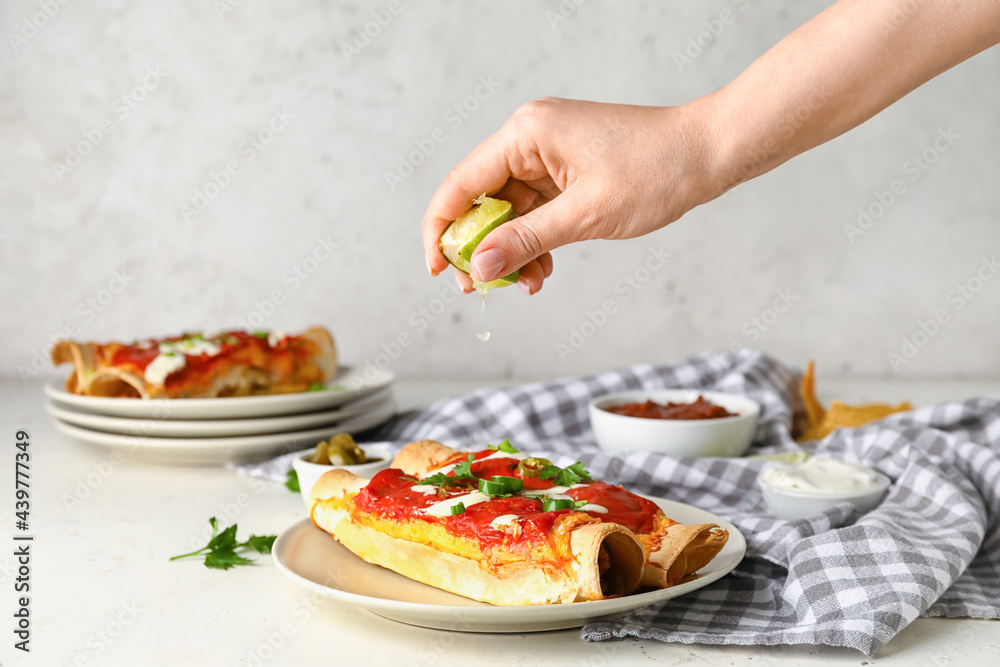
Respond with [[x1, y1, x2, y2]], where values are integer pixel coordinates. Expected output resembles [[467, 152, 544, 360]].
[[583, 504, 609, 514], [144, 353, 185, 385], [422, 492, 491, 517], [410, 485, 438, 495], [524, 484, 587, 497], [480, 449, 529, 462], [143, 339, 222, 385], [760, 458, 882, 494], [490, 514, 519, 529], [268, 331, 287, 347], [173, 339, 221, 357]]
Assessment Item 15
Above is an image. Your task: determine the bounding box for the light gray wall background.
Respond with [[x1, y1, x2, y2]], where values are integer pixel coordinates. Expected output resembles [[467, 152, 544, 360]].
[[3, 0, 999, 382]]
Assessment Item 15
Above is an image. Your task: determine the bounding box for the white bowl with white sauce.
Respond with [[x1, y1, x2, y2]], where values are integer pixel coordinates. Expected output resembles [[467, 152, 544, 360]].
[[758, 458, 891, 521]]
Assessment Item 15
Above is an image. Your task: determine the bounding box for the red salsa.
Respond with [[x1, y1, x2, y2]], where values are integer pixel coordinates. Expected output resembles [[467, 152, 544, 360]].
[[606, 396, 737, 420]]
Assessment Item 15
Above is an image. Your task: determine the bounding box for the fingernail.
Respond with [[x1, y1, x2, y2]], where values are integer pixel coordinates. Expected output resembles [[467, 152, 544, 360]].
[[518, 279, 531, 295], [472, 248, 505, 282], [426, 257, 436, 276]]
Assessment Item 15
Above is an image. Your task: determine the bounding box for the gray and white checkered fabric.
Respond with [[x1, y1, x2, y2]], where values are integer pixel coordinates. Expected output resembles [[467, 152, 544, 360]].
[[361, 349, 1000, 656]]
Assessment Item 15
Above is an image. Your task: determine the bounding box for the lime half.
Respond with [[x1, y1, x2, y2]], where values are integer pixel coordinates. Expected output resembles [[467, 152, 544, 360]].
[[440, 195, 519, 292]]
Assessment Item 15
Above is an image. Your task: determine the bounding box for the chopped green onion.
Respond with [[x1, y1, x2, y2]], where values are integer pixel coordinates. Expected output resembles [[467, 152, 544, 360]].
[[450, 502, 466, 516], [478, 475, 524, 496], [478, 479, 503, 495], [542, 498, 576, 512], [308, 382, 325, 392], [252, 331, 268, 338]]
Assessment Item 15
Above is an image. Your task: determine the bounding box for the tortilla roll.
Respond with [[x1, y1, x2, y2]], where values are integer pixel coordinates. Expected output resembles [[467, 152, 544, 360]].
[[391, 441, 728, 589], [52, 326, 337, 399], [308, 468, 646, 605]]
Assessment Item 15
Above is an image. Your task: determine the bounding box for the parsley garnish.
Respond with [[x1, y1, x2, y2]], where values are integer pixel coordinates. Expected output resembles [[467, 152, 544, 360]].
[[170, 517, 276, 570], [308, 382, 325, 392], [419, 454, 478, 488], [538, 461, 594, 487], [285, 469, 300, 492], [452, 453, 476, 478]]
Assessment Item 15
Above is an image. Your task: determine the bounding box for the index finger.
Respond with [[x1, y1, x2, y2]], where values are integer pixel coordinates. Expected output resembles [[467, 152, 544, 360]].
[[422, 130, 513, 275]]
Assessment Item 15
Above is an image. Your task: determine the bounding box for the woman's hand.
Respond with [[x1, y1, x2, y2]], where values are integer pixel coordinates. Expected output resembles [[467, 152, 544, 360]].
[[422, 0, 1000, 296], [421, 97, 725, 294]]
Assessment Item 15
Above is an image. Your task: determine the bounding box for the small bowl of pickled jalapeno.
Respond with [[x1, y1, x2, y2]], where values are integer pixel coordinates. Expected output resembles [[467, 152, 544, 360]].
[[292, 434, 393, 506]]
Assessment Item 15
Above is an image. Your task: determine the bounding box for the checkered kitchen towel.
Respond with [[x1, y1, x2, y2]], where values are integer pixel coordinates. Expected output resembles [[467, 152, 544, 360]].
[[247, 349, 1000, 656]]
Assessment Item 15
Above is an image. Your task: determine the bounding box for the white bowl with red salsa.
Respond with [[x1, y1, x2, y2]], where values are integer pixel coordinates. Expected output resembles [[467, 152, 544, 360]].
[[589, 390, 760, 457]]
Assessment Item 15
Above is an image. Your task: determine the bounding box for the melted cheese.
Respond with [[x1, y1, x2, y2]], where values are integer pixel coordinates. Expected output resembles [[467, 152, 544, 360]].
[[410, 484, 438, 495], [583, 504, 609, 514]]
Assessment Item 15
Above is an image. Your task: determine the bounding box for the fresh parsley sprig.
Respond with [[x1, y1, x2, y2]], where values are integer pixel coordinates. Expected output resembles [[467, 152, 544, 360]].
[[418, 454, 479, 488], [285, 469, 300, 492], [170, 517, 277, 570], [538, 461, 594, 487]]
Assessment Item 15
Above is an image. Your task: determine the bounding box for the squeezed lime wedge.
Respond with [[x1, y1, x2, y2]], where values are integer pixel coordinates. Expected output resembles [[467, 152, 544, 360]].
[[440, 195, 519, 292]]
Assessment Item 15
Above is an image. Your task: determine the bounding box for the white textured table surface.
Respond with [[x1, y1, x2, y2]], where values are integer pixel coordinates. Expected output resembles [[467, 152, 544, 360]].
[[1, 376, 999, 667]]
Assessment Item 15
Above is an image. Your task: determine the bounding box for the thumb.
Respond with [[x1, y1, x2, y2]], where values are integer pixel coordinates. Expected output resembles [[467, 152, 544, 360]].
[[470, 193, 588, 282]]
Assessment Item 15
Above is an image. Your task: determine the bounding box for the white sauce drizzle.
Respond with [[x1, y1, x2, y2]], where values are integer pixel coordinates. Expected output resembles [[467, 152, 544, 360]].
[[524, 484, 587, 497], [583, 504, 609, 514], [490, 514, 519, 529], [422, 492, 491, 517], [144, 339, 222, 385], [268, 331, 287, 347], [144, 353, 185, 386], [410, 484, 438, 495], [760, 458, 883, 494], [479, 449, 529, 462]]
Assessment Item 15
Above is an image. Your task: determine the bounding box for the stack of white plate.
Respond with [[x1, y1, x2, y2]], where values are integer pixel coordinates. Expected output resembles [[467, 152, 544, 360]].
[[45, 365, 396, 466]]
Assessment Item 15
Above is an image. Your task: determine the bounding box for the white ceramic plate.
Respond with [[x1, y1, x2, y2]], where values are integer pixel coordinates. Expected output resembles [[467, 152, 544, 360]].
[[44, 387, 392, 438], [52, 400, 396, 466], [44, 365, 394, 420], [273, 497, 745, 633]]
